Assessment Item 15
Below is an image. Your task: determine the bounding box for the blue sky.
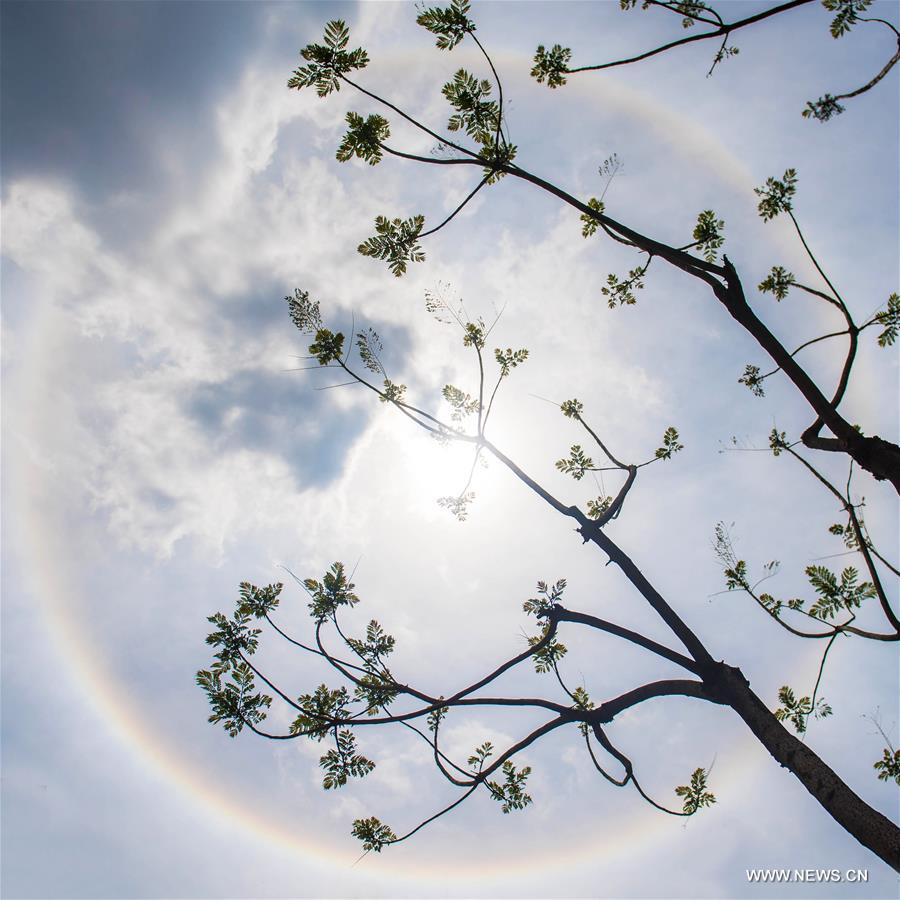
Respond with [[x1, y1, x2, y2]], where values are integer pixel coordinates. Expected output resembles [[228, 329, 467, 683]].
[[2, 1, 898, 897]]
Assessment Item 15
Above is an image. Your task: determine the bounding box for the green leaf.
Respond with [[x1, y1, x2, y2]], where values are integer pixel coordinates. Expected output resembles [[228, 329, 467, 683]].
[[336, 112, 390, 165], [308, 328, 345, 365], [555, 444, 594, 480], [291, 684, 350, 739], [768, 428, 789, 456], [755, 169, 797, 221], [774, 684, 831, 733], [488, 760, 533, 813], [494, 347, 529, 376], [196, 661, 272, 738], [873, 292, 899, 347], [806, 564, 876, 620], [692, 209, 725, 262], [427, 703, 449, 732], [674, 0, 713, 27], [602, 266, 645, 307], [467, 741, 494, 770], [802, 94, 845, 122], [303, 562, 359, 622], [823, 0, 872, 38], [356, 328, 385, 375], [286, 288, 322, 333], [522, 578, 566, 617], [758, 265, 795, 300], [873, 747, 900, 785], [531, 44, 572, 88], [674, 767, 716, 814], [357, 215, 425, 277], [655, 426, 684, 460], [237, 581, 283, 619], [442, 384, 480, 421], [587, 495, 614, 520], [738, 364, 765, 397], [380, 379, 407, 404], [288, 20, 369, 97], [351, 816, 397, 852], [580, 197, 605, 238], [442, 69, 499, 145], [463, 321, 485, 349], [528, 631, 567, 673], [416, 0, 474, 50], [320, 729, 376, 788]]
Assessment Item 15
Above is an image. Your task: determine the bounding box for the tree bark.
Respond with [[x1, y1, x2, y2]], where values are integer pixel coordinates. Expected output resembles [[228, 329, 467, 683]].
[[707, 662, 900, 870]]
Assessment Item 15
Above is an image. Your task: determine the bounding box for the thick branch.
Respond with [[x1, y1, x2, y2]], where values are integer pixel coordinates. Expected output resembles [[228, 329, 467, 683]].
[[553, 606, 699, 673], [592, 678, 727, 722]]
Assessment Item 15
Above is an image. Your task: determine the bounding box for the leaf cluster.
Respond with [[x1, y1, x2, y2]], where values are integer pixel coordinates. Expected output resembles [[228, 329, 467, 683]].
[[286, 288, 322, 334], [602, 266, 645, 307], [356, 328, 385, 375], [442, 69, 498, 144], [494, 347, 529, 376], [560, 398, 584, 419], [674, 767, 716, 814], [380, 379, 407, 403], [758, 265, 795, 301], [288, 20, 369, 97], [304, 562, 360, 622], [823, 0, 872, 39], [237, 581, 283, 619], [358, 215, 426, 277], [522, 578, 567, 618], [321, 729, 376, 789], [872, 292, 899, 348], [692, 209, 725, 262], [738, 363, 765, 397], [528, 631, 568, 673], [654, 426, 684, 460], [802, 94, 846, 122], [416, 0, 475, 51], [768, 428, 789, 456], [309, 328, 345, 365], [437, 491, 475, 521], [351, 816, 397, 852], [468, 741, 494, 771], [337, 112, 390, 165], [531, 43, 573, 88], [774, 685, 832, 733], [442, 384, 480, 421], [556, 444, 594, 480], [587, 495, 614, 520], [290, 684, 351, 739], [488, 760, 533, 813], [873, 747, 900, 785], [805, 564, 876, 620], [755, 169, 797, 221], [580, 197, 606, 238], [196, 663, 272, 738]]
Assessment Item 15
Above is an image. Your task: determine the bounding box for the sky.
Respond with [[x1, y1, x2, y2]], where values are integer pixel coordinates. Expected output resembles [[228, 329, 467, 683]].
[[2, 1, 898, 898]]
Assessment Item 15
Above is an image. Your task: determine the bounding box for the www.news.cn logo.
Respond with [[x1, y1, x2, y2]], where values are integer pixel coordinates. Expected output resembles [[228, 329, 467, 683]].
[[746, 868, 869, 883]]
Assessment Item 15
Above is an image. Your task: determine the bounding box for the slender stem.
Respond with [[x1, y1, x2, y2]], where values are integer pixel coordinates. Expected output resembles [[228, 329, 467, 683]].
[[565, 0, 815, 74], [341, 74, 478, 160], [827, 40, 900, 103], [759, 329, 850, 380], [786, 211, 850, 318], [419, 175, 490, 239], [554, 607, 699, 673]]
